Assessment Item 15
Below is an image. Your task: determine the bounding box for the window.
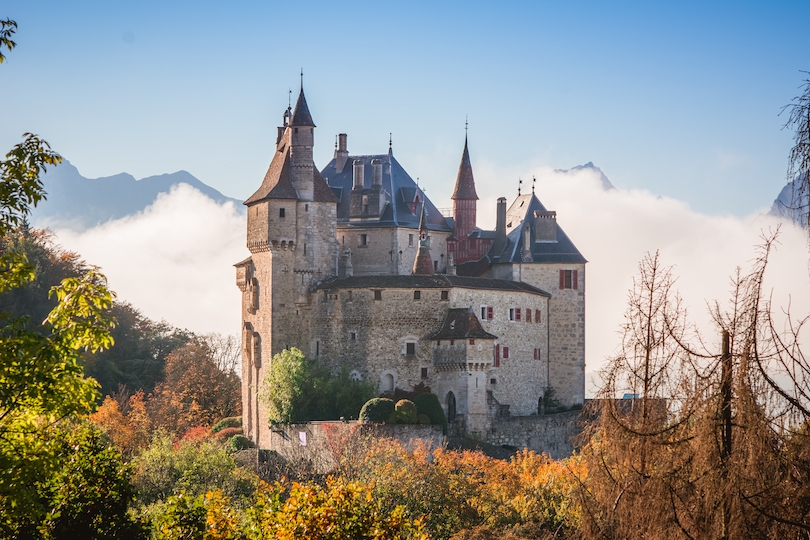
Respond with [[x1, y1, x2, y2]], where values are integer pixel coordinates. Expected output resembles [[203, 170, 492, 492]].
[[469, 339, 475, 345], [316, 340, 320, 356], [526, 309, 531, 323], [409, 234, 414, 247], [560, 269, 579, 290], [304, 203, 309, 212], [534, 348, 542, 361], [413, 290, 421, 300], [450, 339, 455, 346], [440, 290, 449, 301], [509, 308, 516, 321], [279, 208, 286, 218], [487, 306, 493, 320], [481, 306, 487, 320], [406, 342, 416, 356], [434, 261, 438, 271], [516, 308, 521, 321], [535, 309, 541, 323], [421, 367, 428, 378], [349, 330, 357, 342], [490, 378, 497, 385], [446, 392, 457, 421], [360, 234, 368, 246], [503, 346, 510, 359], [303, 243, 307, 255], [347, 290, 352, 301], [341, 235, 345, 245], [494, 344, 500, 367], [374, 290, 382, 301]]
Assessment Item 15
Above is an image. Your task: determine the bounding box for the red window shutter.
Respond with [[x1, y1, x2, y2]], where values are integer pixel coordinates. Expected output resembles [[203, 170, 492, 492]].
[[533, 348, 537, 360], [495, 344, 500, 367], [559, 269, 565, 289], [535, 309, 541, 323], [516, 308, 521, 321], [503, 346, 509, 359], [487, 306, 493, 320], [526, 309, 532, 323], [573, 269, 579, 290], [537, 348, 542, 361]]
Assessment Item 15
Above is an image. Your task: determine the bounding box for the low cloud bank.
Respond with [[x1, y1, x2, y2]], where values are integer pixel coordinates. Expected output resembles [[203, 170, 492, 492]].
[[52, 176, 810, 396], [476, 163, 810, 394], [54, 184, 248, 335]]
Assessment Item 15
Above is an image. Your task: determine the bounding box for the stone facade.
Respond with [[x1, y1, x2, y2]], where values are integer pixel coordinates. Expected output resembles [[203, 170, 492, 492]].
[[237, 85, 587, 449]]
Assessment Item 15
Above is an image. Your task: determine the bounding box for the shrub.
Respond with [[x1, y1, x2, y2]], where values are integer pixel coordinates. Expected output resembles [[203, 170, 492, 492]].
[[211, 416, 242, 434], [413, 393, 447, 428], [359, 398, 396, 423], [417, 414, 431, 425], [395, 400, 418, 424], [214, 427, 243, 440], [228, 435, 254, 452]]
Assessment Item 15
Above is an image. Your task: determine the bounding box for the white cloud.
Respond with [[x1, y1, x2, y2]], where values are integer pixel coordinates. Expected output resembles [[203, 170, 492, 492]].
[[53, 184, 248, 335], [51, 174, 810, 398]]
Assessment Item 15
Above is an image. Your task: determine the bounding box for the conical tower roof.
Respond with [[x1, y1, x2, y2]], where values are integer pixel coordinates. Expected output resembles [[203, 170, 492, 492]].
[[290, 87, 316, 127], [451, 137, 478, 200]]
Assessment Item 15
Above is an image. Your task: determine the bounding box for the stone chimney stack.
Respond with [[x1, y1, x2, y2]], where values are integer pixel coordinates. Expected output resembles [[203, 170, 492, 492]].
[[335, 133, 349, 173], [371, 159, 383, 188], [533, 210, 558, 243], [522, 224, 533, 262], [352, 159, 364, 191], [447, 252, 456, 276], [496, 198, 507, 241]]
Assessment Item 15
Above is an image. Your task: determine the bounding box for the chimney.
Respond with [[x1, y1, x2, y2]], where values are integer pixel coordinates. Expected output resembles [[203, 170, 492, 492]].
[[339, 248, 354, 278], [352, 159, 364, 191], [276, 126, 285, 147], [533, 210, 558, 243], [371, 158, 383, 188], [447, 252, 456, 276], [491, 197, 508, 258], [522, 224, 533, 262], [335, 133, 349, 173]]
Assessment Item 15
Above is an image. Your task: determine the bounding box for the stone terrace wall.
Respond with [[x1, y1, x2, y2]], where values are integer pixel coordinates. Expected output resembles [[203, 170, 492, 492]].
[[486, 410, 583, 460], [267, 421, 445, 474]]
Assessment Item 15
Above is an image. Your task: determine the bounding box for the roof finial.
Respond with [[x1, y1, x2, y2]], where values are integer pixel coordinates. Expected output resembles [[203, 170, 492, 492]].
[[532, 176, 536, 193], [335, 134, 338, 149], [300, 68, 303, 90], [465, 116, 468, 138], [518, 178, 522, 196], [288, 88, 292, 108]]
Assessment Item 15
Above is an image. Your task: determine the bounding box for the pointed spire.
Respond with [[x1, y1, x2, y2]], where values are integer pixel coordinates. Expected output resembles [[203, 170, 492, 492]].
[[417, 200, 427, 232], [388, 133, 393, 157], [289, 74, 316, 127], [451, 136, 478, 200], [413, 201, 434, 275]]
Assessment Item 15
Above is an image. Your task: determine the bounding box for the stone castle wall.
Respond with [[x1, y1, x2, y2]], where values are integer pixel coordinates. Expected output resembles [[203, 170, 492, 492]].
[[336, 225, 448, 276], [487, 410, 583, 460]]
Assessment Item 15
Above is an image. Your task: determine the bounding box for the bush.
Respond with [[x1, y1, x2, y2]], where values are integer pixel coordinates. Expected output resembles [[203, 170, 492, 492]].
[[359, 398, 396, 423], [395, 400, 418, 424], [228, 435, 254, 452], [211, 416, 242, 434], [413, 393, 447, 428], [417, 414, 431, 425], [214, 427, 243, 440]]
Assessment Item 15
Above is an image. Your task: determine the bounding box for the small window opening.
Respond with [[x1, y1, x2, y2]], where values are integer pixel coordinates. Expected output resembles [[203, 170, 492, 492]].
[[509, 308, 516, 321], [360, 234, 368, 246], [409, 234, 414, 247], [406, 342, 416, 356], [413, 290, 421, 300], [469, 339, 475, 345], [305, 203, 309, 211], [440, 290, 449, 301], [349, 330, 357, 342], [434, 261, 438, 271], [374, 290, 382, 301], [279, 208, 286, 218], [421, 367, 428, 378], [491, 378, 497, 385]]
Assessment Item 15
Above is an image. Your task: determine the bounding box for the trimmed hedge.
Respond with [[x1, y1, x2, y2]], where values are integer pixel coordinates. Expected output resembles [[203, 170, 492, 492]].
[[417, 414, 431, 425], [395, 400, 418, 424], [359, 398, 396, 423], [212, 416, 242, 434], [214, 427, 243, 440], [227, 435, 254, 452], [413, 393, 447, 428]]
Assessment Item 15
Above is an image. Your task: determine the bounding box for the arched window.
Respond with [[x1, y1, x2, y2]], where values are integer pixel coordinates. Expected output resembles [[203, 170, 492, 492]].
[[382, 372, 395, 393], [446, 391, 457, 422]]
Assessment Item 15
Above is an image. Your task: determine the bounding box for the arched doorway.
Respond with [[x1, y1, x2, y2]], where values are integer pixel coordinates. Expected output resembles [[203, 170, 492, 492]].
[[446, 391, 457, 422]]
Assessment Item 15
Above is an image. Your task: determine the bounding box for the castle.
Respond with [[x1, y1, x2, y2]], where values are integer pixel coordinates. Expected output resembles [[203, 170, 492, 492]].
[[236, 85, 586, 447]]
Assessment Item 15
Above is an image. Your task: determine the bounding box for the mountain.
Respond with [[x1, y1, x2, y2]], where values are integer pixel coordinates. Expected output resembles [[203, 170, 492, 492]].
[[769, 173, 807, 226], [30, 160, 243, 230], [555, 162, 615, 190]]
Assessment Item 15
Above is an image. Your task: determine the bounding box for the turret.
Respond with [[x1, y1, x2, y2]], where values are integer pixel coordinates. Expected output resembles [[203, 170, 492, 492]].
[[412, 202, 434, 275], [289, 86, 315, 201], [451, 136, 478, 240]]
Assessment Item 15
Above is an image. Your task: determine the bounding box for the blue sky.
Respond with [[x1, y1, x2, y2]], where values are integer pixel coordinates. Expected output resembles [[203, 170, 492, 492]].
[[2, 1, 808, 218]]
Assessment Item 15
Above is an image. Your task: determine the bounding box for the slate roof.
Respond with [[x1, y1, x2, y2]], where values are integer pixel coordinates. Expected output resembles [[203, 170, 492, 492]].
[[289, 87, 315, 127], [429, 308, 497, 340], [320, 154, 452, 232], [451, 138, 478, 200], [314, 274, 550, 296], [244, 128, 337, 205]]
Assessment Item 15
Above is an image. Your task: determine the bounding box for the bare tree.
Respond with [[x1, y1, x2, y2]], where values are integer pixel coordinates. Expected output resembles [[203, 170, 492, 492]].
[[781, 73, 810, 230]]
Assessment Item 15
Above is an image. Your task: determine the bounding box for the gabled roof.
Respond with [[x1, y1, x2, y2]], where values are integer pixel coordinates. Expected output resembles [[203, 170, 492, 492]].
[[491, 193, 587, 264], [321, 154, 452, 231], [451, 138, 478, 200], [429, 308, 497, 340], [289, 87, 315, 127]]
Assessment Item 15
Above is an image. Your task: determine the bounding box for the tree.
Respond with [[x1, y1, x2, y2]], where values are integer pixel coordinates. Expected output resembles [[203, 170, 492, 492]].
[[783, 72, 810, 229], [147, 341, 241, 435]]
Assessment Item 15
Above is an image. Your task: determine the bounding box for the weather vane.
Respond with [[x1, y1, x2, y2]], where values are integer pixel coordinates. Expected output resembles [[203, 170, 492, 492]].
[[532, 176, 536, 193], [518, 178, 523, 196], [465, 116, 468, 136]]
